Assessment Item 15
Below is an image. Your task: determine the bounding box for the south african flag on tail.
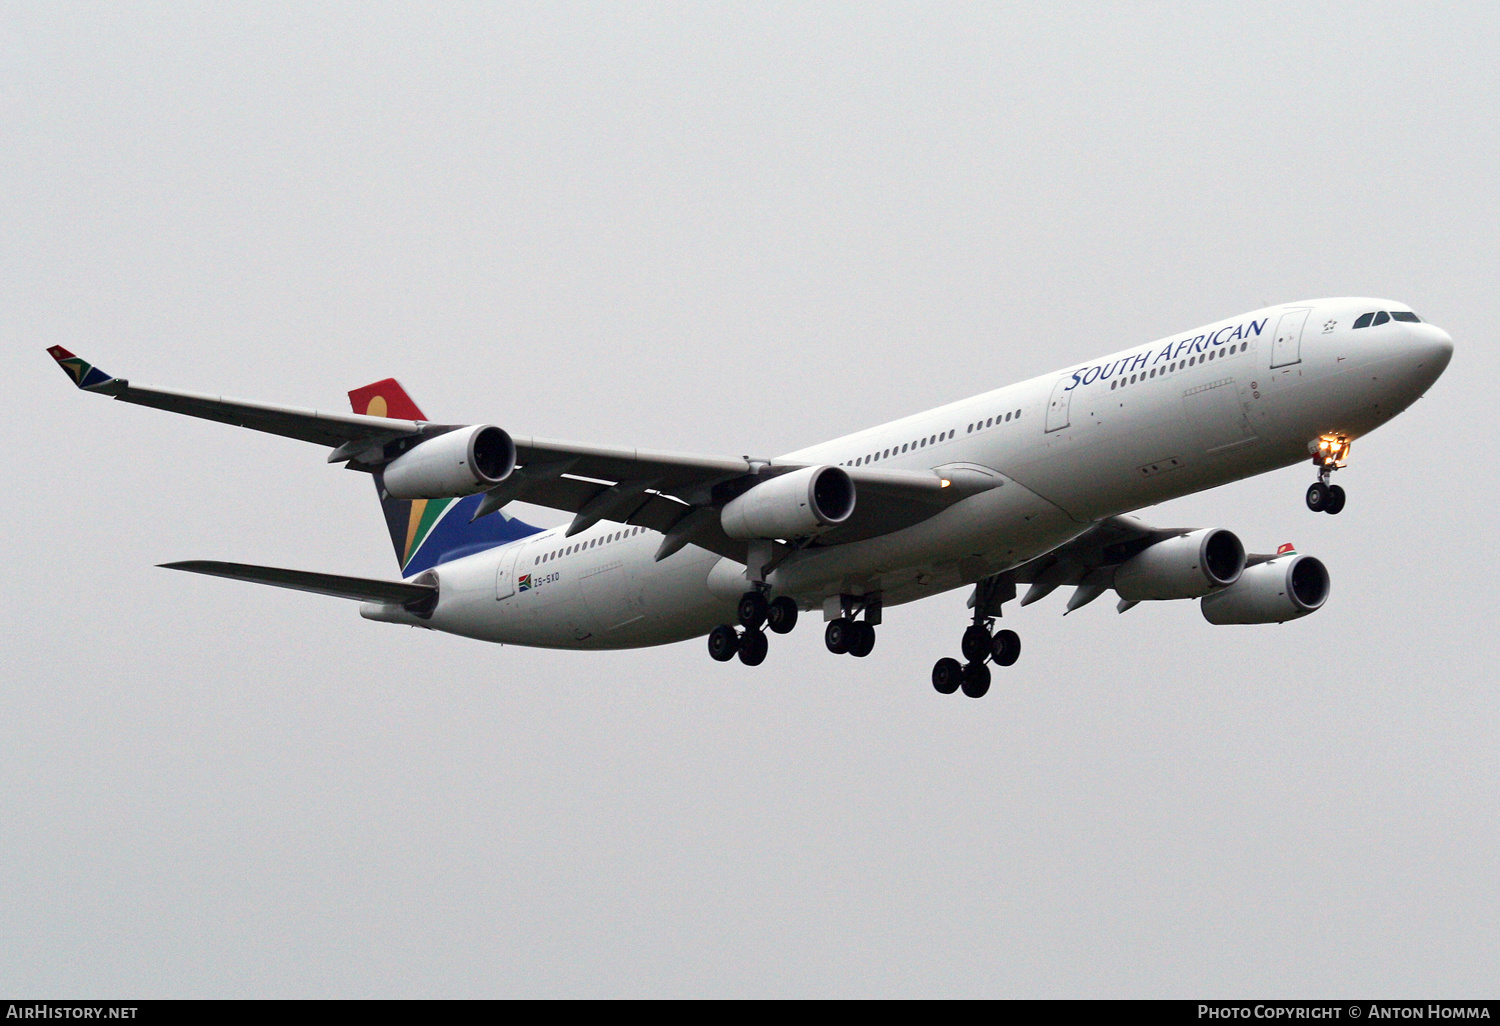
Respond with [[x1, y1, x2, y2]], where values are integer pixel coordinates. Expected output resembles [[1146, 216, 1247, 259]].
[[348, 378, 543, 578]]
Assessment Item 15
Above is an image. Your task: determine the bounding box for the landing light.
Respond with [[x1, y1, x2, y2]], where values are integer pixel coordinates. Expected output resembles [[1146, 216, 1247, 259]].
[[940, 479, 951, 488], [1310, 435, 1351, 468]]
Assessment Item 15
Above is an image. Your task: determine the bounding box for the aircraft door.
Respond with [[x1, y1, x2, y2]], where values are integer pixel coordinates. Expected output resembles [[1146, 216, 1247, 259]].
[[494, 545, 518, 600], [1270, 308, 1311, 368], [1046, 373, 1077, 432]]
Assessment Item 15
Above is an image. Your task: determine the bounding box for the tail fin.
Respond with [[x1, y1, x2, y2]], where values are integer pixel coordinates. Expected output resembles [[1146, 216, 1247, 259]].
[[349, 379, 543, 577]]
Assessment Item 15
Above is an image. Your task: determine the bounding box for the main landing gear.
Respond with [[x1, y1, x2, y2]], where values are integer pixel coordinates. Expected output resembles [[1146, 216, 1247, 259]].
[[707, 589, 800, 666], [932, 579, 1021, 699], [1305, 436, 1350, 515]]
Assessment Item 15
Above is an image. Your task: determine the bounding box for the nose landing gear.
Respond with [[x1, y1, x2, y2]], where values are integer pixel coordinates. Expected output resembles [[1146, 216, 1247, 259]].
[[1306, 436, 1350, 515]]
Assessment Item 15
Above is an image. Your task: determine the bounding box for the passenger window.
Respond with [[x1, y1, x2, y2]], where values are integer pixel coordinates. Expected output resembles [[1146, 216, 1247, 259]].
[[1373, 311, 1390, 326], [1353, 312, 1374, 329], [1391, 311, 1420, 322], [1004, 412, 1011, 421]]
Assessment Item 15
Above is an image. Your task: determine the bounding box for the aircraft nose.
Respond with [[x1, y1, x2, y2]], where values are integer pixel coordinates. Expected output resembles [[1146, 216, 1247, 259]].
[[1398, 322, 1454, 396], [1415, 323, 1454, 374]]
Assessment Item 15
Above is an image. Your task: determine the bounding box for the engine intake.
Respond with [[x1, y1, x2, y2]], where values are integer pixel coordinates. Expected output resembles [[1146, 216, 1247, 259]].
[[382, 425, 515, 500], [1201, 554, 1329, 625], [720, 465, 856, 540], [1114, 528, 1245, 601]]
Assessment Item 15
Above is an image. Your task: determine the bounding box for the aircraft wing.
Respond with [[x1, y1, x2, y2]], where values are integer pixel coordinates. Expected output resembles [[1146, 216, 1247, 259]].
[[46, 347, 443, 449], [970, 515, 1287, 615], [50, 347, 981, 564]]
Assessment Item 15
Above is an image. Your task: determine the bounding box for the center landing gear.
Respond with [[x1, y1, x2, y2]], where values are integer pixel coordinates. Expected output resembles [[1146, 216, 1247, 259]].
[[932, 577, 1020, 699], [1306, 436, 1350, 515], [824, 594, 880, 659], [708, 590, 801, 667]]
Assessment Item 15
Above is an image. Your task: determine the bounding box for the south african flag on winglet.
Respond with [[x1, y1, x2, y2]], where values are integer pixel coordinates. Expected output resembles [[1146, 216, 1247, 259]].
[[47, 346, 117, 391]]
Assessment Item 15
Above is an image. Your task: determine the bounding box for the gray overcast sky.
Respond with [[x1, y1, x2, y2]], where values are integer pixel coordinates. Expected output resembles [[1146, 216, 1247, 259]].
[[4, 1, 1498, 998]]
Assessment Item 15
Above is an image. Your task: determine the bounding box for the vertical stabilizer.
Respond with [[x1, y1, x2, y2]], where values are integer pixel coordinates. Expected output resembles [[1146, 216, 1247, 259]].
[[349, 379, 542, 577]]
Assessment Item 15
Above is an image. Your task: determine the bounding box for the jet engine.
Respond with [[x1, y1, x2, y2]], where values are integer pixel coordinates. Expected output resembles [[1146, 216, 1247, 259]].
[[720, 465, 856, 540], [1114, 528, 1245, 601], [1200, 553, 1329, 625], [381, 425, 516, 500]]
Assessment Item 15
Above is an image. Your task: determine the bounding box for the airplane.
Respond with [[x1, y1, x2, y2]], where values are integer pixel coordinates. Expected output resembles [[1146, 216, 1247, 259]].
[[48, 298, 1452, 698]]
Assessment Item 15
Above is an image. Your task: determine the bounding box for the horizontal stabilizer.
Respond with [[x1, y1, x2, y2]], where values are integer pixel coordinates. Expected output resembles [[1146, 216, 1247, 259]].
[[160, 560, 436, 608]]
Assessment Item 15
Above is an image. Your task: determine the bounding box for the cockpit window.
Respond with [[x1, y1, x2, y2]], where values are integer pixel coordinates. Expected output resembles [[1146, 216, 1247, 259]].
[[1354, 310, 1421, 328]]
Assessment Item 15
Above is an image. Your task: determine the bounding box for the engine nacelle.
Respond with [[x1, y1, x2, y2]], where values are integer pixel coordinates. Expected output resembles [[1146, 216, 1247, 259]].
[[1114, 528, 1245, 601], [382, 425, 515, 500], [1200, 554, 1329, 625], [720, 466, 856, 540]]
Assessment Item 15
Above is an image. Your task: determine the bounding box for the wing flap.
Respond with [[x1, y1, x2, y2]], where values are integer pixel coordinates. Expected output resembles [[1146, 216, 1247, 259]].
[[512, 437, 750, 496]]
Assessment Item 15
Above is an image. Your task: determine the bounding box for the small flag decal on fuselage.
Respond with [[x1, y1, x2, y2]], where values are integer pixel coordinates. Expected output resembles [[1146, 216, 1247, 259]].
[[518, 574, 531, 592]]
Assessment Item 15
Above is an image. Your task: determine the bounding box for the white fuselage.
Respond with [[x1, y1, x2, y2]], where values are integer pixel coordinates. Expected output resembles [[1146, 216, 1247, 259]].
[[364, 298, 1452, 649]]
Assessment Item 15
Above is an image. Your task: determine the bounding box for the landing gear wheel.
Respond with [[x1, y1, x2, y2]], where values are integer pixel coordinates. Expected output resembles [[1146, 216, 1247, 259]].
[[766, 596, 799, 634], [932, 658, 962, 695], [708, 625, 739, 662], [961, 624, 992, 664], [824, 618, 853, 655], [1306, 482, 1330, 512], [738, 591, 769, 629], [1325, 484, 1346, 515], [847, 621, 876, 658], [992, 629, 1021, 667], [738, 629, 768, 666], [960, 662, 991, 698]]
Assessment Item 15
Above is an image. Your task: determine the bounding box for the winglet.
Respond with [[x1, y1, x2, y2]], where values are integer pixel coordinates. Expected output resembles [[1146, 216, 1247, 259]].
[[46, 346, 123, 392]]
